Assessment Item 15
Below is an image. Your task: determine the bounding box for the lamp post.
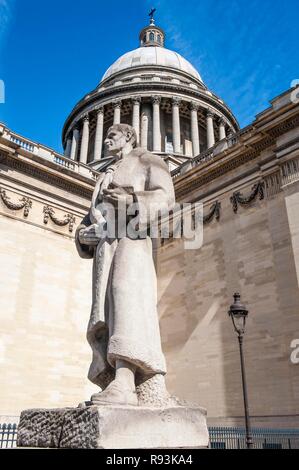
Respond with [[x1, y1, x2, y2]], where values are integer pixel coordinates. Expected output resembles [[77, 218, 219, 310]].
[[228, 293, 253, 449]]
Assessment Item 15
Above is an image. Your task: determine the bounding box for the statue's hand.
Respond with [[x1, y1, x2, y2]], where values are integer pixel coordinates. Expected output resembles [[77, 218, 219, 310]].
[[79, 224, 102, 246], [103, 188, 134, 207]]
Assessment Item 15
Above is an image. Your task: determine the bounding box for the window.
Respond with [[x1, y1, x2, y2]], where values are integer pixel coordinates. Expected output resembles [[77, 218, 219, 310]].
[[143, 34, 147, 44], [150, 32, 155, 42], [157, 34, 161, 44]]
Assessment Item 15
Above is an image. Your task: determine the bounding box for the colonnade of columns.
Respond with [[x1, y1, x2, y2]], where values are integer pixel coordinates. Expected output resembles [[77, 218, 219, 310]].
[[64, 97, 229, 163]]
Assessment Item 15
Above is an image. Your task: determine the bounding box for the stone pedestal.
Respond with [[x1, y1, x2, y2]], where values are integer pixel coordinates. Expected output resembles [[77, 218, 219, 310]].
[[17, 405, 209, 449]]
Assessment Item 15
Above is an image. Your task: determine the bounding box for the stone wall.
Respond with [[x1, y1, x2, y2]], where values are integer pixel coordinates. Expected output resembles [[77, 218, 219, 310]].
[[0, 148, 99, 417], [0, 215, 98, 416], [157, 182, 299, 428]]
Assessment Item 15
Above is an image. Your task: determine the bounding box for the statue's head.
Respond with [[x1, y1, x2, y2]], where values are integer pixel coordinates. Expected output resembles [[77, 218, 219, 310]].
[[104, 124, 137, 155]]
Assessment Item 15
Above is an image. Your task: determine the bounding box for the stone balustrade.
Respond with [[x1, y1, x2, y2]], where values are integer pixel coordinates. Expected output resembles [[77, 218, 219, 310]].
[[0, 123, 98, 181], [10, 135, 35, 152]]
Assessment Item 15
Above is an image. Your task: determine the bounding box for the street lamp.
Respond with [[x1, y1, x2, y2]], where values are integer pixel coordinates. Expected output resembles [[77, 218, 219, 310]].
[[228, 293, 253, 449]]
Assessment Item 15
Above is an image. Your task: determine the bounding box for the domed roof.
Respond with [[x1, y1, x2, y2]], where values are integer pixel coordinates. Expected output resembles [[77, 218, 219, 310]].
[[101, 46, 203, 83]]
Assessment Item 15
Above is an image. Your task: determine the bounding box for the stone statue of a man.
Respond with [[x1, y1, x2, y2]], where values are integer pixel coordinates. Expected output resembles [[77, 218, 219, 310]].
[[76, 124, 175, 407]]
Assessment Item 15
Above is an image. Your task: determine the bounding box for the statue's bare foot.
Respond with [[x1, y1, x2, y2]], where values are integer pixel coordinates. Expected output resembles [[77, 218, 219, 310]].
[[91, 381, 138, 406]]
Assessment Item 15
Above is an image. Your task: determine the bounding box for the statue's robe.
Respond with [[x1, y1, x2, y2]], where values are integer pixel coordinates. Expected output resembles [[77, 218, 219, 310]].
[[75, 148, 175, 389]]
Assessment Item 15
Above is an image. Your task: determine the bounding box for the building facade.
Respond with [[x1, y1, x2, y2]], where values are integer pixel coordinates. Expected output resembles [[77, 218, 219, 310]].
[[0, 18, 299, 428]]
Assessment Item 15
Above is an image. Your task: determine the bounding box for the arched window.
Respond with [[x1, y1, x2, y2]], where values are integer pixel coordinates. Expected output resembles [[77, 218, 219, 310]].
[[157, 34, 161, 44], [150, 32, 155, 42], [143, 34, 147, 44]]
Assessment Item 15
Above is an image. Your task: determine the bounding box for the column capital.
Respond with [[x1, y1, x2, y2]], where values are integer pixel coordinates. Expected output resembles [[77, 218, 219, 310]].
[[82, 114, 89, 123], [112, 99, 122, 109], [172, 96, 181, 107], [73, 123, 80, 132], [95, 106, 104, 115], [190, 101, 200, 112], [132, 96, 141, 105], [206, 109, 215, 119], [152, 95, 161, 105], [219, 118, 226, 126]]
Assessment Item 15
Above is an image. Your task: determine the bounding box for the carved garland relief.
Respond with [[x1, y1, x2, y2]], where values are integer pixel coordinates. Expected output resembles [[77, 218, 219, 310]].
[[43, 206, 76, 233], [0, 179, 267, 240], [0, 187, 76, 233], [0, 188, 32, 217], [230, 181, 265, 213]]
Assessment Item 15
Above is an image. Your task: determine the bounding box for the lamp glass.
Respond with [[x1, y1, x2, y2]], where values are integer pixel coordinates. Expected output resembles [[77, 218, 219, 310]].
[[231, 312, 247, 335]]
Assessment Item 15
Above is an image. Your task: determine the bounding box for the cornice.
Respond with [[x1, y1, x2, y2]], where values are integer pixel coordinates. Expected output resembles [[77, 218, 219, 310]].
[[0, 151, 94, 200], [100, 65, 205, 91]]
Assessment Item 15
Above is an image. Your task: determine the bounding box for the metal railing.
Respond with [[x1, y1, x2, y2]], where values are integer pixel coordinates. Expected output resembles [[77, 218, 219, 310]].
[[0, 423, 18, 448], [208, 427, 299, 449], [1, 423, 299, 449]]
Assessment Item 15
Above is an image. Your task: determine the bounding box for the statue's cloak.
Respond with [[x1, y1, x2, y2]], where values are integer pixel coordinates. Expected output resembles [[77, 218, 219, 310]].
[[75, 148, 175, 389]]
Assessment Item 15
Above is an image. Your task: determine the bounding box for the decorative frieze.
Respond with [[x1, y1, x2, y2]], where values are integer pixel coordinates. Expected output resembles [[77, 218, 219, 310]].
[[43, 206, 76, 233], [230, 181, 265, 213], [0, 188, 32, 217]]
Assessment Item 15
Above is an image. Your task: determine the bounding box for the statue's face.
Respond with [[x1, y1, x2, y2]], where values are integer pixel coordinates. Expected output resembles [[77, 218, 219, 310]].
[[104, 128, 127, 154]]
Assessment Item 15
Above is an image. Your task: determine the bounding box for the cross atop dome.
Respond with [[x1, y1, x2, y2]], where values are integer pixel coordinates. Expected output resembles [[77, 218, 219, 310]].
[[139, 10, 165, 48], [149, 8, 156, 25]]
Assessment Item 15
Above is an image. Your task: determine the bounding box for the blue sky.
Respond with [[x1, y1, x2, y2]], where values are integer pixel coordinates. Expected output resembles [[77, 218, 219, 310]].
[[0, 0, 298, 153]]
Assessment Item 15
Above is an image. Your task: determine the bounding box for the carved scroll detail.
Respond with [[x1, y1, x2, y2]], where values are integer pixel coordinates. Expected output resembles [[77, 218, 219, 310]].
[[43, 206, 76, 232], [0, 188, 32, 217], [230, 181, 265, 213]]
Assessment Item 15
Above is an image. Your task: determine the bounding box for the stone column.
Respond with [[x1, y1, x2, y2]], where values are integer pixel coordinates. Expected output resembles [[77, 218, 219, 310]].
[[113, 100, 122, 125], [190, 102, 200, 156], [79, 115, 90, 165], [94, 107, 104, 160], [206, 110, 215, 149], [172, 97, 181, 154], [152, 96, 161, 152], [70, 126, 80, 161], [141, 107, 149, 150], [64, 136, 72, 158], [219, 119, 226, 141], [132, 96, 141, 144]]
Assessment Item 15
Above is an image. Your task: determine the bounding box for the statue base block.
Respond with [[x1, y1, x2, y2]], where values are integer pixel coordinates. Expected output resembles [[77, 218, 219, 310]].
[[17, 405, 209, 449]]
